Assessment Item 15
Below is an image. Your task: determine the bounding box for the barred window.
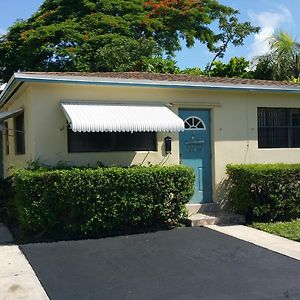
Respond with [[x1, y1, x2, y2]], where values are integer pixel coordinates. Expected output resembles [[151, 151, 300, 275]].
[[258, 108, 300, 148]]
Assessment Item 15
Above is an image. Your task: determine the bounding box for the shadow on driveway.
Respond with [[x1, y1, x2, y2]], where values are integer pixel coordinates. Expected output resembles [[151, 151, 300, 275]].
[[21, 227, 300, 300]]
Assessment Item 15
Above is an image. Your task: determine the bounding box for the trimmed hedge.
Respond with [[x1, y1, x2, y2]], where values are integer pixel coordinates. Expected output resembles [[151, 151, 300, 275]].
[[227, 164, 300, 222], [12, 165, 194, 240], [0, 177, 13, 223]]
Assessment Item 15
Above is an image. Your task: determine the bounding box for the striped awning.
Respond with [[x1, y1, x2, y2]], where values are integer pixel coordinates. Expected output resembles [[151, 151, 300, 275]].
[[61, 102, 184, 133]]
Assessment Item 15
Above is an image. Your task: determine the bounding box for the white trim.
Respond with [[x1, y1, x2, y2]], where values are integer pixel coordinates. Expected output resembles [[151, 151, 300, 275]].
[[184, 116, 206, 131], [13, 73, 300, 92], [61, 102, 185, 133], [0, 108, 23, 123]]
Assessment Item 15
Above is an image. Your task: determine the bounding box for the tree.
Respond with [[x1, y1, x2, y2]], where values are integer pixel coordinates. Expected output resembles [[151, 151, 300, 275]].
[[137, 57, 180, 74], [291, 77, 300, 83], [207, 17, 259, 71], [181, 67, 203, 76], [252, 56, 274, 81], [206, 57, 252, 78], [0, 0, 259, 81], [254, 31, 300, 81]]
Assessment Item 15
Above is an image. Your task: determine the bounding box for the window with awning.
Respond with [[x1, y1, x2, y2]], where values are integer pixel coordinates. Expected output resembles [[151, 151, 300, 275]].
[[61, 103, 184, 133], [61, 102, 184, 153]]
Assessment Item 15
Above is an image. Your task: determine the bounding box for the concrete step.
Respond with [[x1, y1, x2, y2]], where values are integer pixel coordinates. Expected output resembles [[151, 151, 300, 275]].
[[186, 203, 221, 215], [188, 213, 245, 227], [189, 214, 218, 226]]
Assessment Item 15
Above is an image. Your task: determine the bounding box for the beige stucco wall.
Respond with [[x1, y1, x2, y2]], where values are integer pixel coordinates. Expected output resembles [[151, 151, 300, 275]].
[[2, 85, 35, 176], [27, 83, 180, 168], [2, 81, 300, 202]]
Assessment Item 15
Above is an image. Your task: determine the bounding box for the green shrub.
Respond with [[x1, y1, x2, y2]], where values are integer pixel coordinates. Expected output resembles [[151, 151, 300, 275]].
[[0, 177, 14, 222], [12, 165, 194, 241], [227, 164, 300, 222]]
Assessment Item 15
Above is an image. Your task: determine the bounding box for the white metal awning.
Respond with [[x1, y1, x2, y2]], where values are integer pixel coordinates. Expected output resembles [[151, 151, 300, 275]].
[[0, 108, 23, 122], [61, 102, 184, 133]]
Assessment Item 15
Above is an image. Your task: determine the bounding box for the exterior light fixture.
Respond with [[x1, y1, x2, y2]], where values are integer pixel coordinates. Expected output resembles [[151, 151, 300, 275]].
[[165, 136, 172, 154]]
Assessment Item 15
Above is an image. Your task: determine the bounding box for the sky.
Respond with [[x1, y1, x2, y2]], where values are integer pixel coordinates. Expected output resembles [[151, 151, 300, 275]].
[[0, 0, 299, 69]]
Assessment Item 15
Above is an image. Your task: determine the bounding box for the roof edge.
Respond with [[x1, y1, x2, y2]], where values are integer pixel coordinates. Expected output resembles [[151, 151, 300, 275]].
[[0, 74, 18, 107], [1, 72, 300, 107], [15, 72, 300, 91]]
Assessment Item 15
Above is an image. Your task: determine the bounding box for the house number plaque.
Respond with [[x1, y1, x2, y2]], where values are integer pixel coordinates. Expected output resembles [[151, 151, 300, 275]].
[[185, 139, 205, 153]]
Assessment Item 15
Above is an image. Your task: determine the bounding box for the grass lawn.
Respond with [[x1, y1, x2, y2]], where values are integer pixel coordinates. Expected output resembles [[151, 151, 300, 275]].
[[252, 220, 300, 242]]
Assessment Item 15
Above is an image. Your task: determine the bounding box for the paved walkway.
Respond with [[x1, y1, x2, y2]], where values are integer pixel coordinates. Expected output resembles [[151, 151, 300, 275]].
[[0, 224, 49, 300], [207, 225, 300, 261], [0, 245, 49, 300]]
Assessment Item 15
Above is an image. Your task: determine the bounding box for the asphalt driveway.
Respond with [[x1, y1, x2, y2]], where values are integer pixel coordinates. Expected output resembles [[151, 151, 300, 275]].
[[21, 227, 300, 300]]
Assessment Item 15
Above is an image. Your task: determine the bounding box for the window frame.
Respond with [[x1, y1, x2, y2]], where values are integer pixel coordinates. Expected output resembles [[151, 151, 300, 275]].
[[4, 121, 9, 155], [14, 112, 25, 155], [67, 129, 158, 153], [258, 107, 300, 149]]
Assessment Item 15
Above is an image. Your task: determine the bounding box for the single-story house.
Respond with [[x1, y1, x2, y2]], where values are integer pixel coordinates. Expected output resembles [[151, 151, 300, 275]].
[[1, 72, 300, 210]]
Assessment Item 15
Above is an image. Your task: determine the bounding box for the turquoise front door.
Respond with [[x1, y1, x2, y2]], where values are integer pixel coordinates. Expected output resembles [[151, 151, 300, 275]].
[[179, 109, 212, 204]]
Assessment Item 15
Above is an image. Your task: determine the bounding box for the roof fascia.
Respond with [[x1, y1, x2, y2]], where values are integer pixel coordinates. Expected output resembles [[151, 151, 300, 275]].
[[1, 73, 300, 107], [0, 74, 21, 108], [16, 73, 300, 93]]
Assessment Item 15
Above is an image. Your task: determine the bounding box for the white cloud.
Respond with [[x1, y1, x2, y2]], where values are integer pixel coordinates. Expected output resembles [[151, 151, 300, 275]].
[[248, 5, 292, 59]]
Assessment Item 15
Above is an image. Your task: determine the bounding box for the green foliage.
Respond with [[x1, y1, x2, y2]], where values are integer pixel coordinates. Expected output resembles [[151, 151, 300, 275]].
[[254, 31, 300, 81], [226, 164, 300, 223], [207, 57, 252, 78], [207, 16, 259, 70], [180, 57, 254, 78], [0, 177, 14, 223], [138, 57, 180, 74], [181, 67, 203, 76], [11, 165, 194, 241], [290, 77, 300, 83], [252, 56, 275, 80], [76, 36, 159, 72], [252, 220, 300, 242], [0, 0, 258, 81]]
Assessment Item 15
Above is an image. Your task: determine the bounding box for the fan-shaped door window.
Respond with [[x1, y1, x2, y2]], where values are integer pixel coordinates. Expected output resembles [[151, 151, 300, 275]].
[[184, 116, 206, 130]]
